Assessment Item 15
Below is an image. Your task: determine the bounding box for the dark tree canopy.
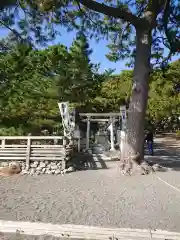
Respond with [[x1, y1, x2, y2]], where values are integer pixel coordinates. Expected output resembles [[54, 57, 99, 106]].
[[0, 0, 179, 67]]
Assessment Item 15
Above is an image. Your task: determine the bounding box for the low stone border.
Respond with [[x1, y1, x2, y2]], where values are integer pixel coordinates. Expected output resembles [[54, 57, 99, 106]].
[[28, 161, 62, 175], [0, 160, 76, 176]]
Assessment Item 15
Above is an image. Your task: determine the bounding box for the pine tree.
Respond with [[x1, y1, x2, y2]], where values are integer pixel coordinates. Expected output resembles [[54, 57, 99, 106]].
[[58, 32, 98, 106]]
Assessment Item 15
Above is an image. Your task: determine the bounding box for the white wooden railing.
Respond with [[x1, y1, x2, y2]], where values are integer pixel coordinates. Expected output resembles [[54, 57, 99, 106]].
[[0, 136, 69, 170]]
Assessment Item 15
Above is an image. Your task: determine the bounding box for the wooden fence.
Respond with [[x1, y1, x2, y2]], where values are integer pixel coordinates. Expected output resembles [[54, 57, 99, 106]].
[[0, 136, 71, 170]]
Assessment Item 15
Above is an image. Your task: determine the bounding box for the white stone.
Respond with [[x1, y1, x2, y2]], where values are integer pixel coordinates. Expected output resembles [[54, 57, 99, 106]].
[[20, 170, 28, 175], [54, 169, 61, 175], [67, 166, 75, 172], [1, 162, 9, 167], [50, 162, 56, 166], [50, 165, 58, 170], [22, 164, 26, 170], [41, 168, 46, 173], [46, 170, 52, 174], [39, 162, 46, 168], [30, 168, 36, 174], [36, 166, 42, 171], [36, 171, 41, 175], [31, 161, 39, 168]]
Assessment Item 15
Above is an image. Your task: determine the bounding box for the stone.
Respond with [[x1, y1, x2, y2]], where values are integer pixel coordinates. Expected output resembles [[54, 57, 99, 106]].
[[61, 169, 68, 174], [50, 162, 56, 165], [30, 168, 36, 175], [39, 162, 46, 168], [54, 169, 61, 175], [50, 165, 58, 170], [1, 162, 9, 167], [67, 166, 75, 172], [31, 161, 39, 168], [36, 166, 42, 171], [46, 170, 52, 174], [21, 164, 26, 170], [41, 168, 46, 174], [36, 171, 41, 175], [45, 161, 49, 165], [20, 170, 28, 175]]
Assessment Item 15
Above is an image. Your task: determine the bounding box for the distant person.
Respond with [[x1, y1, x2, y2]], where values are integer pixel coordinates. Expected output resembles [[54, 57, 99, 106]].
[[145, 130, 154, 156]]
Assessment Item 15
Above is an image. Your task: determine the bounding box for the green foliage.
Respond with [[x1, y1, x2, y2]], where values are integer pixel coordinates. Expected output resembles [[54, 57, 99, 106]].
[[176, 130, 180, 138], [57, 32, 99, 106], [0, 42, 61, 134], [0, 126, 24, 136], [0, 30, 179, 135], [92, 70, 132, 112], [148, 60, 180, 125], [92, 60, 180, 131], [0, 0, 179, 70], [0, 33, 104, 135]]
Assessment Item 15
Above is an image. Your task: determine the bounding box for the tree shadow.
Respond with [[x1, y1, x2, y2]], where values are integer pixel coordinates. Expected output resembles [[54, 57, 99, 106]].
[[145, 138, 180, 171], [67, 152, 109, 171]]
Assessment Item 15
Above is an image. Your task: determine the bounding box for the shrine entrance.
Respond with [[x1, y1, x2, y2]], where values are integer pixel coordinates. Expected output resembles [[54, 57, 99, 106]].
[[78, 113, 122, 153], [58, 102, 127, 157]]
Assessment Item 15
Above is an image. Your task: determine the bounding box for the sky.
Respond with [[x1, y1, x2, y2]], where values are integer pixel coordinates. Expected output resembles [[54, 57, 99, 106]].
[[0, 26, 130, 74], [50, 27, 128, 74], [0, 26, 179, 74]]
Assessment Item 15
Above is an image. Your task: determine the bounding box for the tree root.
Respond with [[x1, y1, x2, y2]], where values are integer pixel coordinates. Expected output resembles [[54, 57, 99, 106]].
[[119, 153, 170, 176]]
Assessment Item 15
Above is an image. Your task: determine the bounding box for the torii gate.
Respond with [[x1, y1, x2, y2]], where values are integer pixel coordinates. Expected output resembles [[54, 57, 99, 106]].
[[79, 112, 121, 151], [58, 102, 127, 153]]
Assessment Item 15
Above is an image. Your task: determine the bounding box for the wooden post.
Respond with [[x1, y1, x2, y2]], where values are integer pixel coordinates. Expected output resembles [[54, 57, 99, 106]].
[[1, 139, 5, 148], [62, 137, 67, 170], [110, 117, 115, 151], [74, 125, 81, 152], [63, 137, 67, 147], [77, 137, 81, 152], [86, 117, 90, 150], [26, 137, 31, 170]]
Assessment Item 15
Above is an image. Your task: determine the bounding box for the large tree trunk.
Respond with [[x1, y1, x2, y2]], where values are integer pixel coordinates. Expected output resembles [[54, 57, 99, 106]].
[[120, 28, 153, 175]]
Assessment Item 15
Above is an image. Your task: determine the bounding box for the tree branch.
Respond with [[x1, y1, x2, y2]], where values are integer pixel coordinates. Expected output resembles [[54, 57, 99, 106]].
[[163, 0, 180, 53], [144, 0, 166, 27], [0, 0, 16, 9], [0, 20, 33, 48], [0, 20, 24, 42], [78, 0, 141, 26]]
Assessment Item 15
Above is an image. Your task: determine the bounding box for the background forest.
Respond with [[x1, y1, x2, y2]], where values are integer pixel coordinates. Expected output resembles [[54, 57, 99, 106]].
[[0, 33, 179, 136]]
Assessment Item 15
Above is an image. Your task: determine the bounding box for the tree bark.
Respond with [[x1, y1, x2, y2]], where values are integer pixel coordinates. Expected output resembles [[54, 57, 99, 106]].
[[120, 28, 152, 175]]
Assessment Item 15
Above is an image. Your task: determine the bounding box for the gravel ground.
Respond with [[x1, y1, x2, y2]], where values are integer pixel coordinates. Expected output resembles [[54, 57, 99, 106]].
[[0, 135, 180, 233], [1, 169, 180, 231], [0, 233, 59, 240], [0, 233, 82, 240]]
